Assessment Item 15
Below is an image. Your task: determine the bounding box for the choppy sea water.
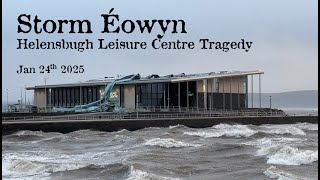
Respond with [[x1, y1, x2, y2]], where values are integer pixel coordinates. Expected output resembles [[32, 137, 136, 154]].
[[2, 122, 318, 180]]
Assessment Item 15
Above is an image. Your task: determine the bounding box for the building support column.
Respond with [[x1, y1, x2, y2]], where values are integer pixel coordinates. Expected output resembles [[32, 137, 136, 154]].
[[164, 90, 166, 108], [196, 80, 199, 112], [245, 76, 248, 108], [251, 75, 254, 108], [230, 77, 232, 110], [167, 83, 170, 109], [187, 81, 189, 110], [223, 78, 225, 110], [204, 79, 208, 110]]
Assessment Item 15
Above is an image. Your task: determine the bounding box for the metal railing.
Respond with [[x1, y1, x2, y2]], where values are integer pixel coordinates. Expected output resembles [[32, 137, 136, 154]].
[[2, 106, 318, 122], [1, 105, 281, 113], [2, 110, 293, 122]]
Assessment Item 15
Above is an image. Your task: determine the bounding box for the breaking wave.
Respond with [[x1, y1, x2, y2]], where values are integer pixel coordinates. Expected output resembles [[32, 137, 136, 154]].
[[294, 123, 318, 131], [127, 165, 180, 180], [264, 166, 300, 180], [168, 124, 186, 129], [2, 158, 86, 179], [184, 124, 256, 138], [145, 138, 201, 148], [260, 125, 306, 135], [257, 144, 318, 165], [242, 137, 307, 147]]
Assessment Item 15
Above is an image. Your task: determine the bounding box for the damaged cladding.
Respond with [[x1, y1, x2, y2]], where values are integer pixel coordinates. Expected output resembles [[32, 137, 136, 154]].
[[17, 8, 187, 39]]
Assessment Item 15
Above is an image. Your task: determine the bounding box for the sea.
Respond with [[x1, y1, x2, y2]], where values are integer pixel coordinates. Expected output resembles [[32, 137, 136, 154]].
[[2, 111, 318, 179]]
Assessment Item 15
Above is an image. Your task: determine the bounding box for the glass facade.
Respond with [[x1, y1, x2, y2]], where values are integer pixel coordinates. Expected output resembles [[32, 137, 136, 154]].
[[136, 83, 167, 107], [49, 86, 101, 107], [46, 76, 248, 110]]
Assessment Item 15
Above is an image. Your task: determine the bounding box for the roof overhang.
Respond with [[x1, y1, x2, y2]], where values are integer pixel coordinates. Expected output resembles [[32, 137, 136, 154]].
[[26, 70, 264, 90], [170, 70, 264, 82]]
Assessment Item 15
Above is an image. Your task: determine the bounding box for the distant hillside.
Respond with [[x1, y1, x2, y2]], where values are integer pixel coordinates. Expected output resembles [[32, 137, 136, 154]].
[[249, 90, 318, 109]]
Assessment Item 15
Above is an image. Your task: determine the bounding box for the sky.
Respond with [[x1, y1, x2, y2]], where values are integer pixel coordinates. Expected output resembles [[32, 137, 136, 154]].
[[2, 0, 318, 103]]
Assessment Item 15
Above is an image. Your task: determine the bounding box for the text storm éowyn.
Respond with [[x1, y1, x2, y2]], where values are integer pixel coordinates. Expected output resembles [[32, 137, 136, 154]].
[[17, 8, 187, 39]]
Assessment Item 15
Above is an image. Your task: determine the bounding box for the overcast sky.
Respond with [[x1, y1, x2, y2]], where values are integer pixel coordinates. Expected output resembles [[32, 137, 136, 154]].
[[2, 0, 318, 103]]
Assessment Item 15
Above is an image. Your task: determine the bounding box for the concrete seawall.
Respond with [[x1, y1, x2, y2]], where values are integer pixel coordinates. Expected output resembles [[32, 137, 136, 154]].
[[2, 116, 318, 135]]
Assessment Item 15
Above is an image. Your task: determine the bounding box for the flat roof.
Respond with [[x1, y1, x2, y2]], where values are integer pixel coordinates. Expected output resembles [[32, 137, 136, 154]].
[[26, 70, 264, 90]]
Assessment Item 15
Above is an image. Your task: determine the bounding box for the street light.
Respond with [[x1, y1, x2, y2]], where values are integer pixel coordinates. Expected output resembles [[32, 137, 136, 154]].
[[24, 85, 27, 112], [6, 89, 9, 112], [79, 81, 82, 112], [20, 87, 23, 111], [42, 78, 49, 112], [270, 95, 272, 115]]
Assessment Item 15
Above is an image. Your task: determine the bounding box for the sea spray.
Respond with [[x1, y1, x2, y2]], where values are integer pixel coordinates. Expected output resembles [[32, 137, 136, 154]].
[[145, 138, 201, 148], [257, 144, 318, 165], [184, 124, 256, 138]]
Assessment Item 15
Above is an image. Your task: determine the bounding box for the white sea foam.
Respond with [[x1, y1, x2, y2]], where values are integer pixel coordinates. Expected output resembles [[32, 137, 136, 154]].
[[116, 129, 130, 133], [257, 144, 318, 165], [260, 125, 306, 135], [127, 165, 180, 180], [294, 123, 318, 131], [12, 130, 47, 137], [2, 158, 85, 179], [145, 138, 201, 148], [184, 124, 256, 138], [168, 124, 185, 129], [263, 166, 300, 180], [1, 150, 124, 179], [243, 137, 307, 147]]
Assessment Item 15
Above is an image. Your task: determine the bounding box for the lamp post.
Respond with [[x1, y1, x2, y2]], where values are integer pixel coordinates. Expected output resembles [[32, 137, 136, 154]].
[[269, 95, 272, 115], [79, 81, 82, 112], [99, 89, 102, 112], [48, 89, 51, 112], [24, 85, 27, 112], [20, 87, 23, 111], [42, 78, 49, 112], [6, 89, 9, 112]]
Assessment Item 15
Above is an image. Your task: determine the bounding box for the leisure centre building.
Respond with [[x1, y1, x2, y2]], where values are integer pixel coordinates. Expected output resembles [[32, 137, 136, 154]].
[[26, 70, 264, 112]]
